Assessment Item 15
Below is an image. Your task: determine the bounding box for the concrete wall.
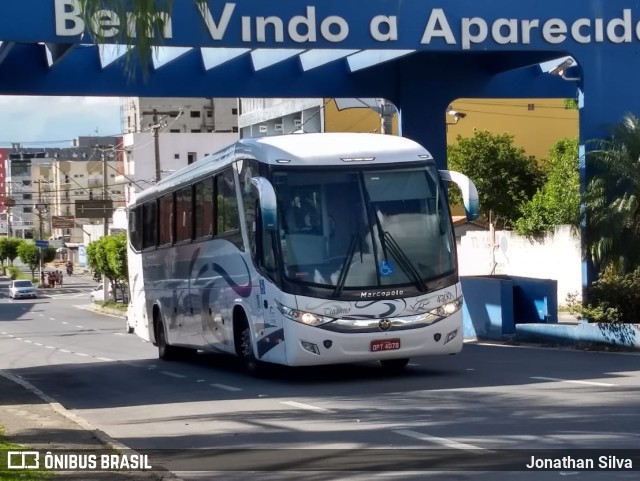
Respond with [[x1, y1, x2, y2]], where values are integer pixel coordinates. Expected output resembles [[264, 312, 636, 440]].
[[457, 225, 581, 306]]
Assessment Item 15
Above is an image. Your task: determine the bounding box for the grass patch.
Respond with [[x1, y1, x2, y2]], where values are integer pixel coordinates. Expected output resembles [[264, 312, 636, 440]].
[[0, 427, 50, 480], [99, 301, 128, 313]]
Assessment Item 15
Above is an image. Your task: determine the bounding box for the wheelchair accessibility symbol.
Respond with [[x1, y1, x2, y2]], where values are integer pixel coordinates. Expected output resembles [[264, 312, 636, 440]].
[[379, 260, 395, 277]]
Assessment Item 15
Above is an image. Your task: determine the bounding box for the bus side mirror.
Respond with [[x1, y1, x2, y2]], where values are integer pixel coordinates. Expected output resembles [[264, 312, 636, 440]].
[[251, 177, 278, 231], [439, 170, 480, 221]]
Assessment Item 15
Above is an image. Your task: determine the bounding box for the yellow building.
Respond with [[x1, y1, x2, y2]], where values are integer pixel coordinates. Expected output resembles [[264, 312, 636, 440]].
[[446, 98, 578, 160], [322, 97, 578, 161]]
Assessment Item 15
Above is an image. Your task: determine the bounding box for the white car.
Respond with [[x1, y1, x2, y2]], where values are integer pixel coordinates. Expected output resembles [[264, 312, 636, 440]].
[[9, 280, 37, 299], [90, 284, 129, 303]]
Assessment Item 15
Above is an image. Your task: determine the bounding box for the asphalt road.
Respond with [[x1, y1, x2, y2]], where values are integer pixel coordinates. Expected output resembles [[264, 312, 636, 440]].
[[0, 274, 638, 480]]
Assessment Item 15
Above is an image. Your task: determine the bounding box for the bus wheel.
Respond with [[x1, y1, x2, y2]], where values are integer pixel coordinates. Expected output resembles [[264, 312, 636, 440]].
[[240, 324, 264, 376], [156, 321, 178, 361], [380, 358, 410, 371]]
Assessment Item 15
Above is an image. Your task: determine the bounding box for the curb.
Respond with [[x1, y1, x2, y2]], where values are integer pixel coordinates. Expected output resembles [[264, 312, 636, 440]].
[[0, 369, 183, 481]]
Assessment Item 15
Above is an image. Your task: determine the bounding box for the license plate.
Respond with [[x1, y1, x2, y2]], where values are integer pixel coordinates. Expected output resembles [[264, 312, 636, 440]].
[[371, 338, 401, 352]]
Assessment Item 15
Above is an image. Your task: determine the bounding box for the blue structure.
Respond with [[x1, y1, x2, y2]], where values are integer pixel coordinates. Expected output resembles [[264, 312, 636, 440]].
[[1, 0, 639, 287]]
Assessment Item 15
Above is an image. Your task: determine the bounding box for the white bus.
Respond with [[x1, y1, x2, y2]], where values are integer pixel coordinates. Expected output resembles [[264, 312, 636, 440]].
[[127, 133, 478, 373]]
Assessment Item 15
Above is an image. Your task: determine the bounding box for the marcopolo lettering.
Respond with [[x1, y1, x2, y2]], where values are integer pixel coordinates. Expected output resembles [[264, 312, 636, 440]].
[[360, 290, 404, 298]]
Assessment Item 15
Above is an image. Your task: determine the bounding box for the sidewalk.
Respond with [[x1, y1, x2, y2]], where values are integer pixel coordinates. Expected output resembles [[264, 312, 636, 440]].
[[0, 371, 175, 480]]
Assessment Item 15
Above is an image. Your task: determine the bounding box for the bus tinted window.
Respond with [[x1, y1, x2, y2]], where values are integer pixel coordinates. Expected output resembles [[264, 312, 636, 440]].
[[217, 169, 239, 234], [194, 178, 214, 239], [128, 206, 142, 251], [158, 193, 173, 246], [142, 202, 157, 249], [175, 187, 193, 243]]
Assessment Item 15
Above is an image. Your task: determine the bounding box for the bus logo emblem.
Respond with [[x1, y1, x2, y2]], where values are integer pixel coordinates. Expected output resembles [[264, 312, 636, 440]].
[[379, 319, 392, 331]]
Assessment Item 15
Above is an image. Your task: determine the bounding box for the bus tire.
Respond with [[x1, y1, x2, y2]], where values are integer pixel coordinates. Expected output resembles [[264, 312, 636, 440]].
[[380, 358, 410, 371], [240, 322, 265, 376], [156, 320, 179, 361]]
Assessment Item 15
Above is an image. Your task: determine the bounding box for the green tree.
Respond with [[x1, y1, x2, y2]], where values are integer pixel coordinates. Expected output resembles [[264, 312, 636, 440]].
[[87, 234, 128, 299], [583, 114, 640, 274], [3, 238, 23, 266], [447, 130, 544, 227], [514, 138, 580, 237], [17, 243, 40, 279], [0, 238, 7, 272]]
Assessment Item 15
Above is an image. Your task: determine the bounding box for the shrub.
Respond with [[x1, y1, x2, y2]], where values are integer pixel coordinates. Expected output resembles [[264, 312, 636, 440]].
[[568, 267, 640, 323], [6, 266, 19, 280]]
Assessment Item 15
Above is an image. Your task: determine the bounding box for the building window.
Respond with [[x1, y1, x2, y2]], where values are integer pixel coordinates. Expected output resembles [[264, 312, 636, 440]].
[[233, 126, 238, 133], [191, 129, 201, 133], [190, 111, 201, 118], [170, 129, 180, 133], [23, 193, 32, 200], [231, 108, 238, 115], [187, 152, 197, 165], [174, 153, 180, 159], [206, 110, 212, 118], [528, 103, 535, 111], [24, 207, 33, 213]]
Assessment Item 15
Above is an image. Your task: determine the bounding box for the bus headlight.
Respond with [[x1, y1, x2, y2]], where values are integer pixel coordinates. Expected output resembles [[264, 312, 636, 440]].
[[276, 301, 334, 327], [418, 298, 463, 323]]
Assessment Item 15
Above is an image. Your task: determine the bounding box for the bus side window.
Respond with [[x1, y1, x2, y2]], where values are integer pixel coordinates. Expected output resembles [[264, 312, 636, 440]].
[[216, 169, 240, 234]]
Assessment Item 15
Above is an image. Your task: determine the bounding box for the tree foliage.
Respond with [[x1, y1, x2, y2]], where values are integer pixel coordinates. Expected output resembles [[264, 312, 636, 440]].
[[447, 130, 544, 227], [17, 243, 40, 278], [583, 114, 640, 274], [86, 233, 128, 289], [514, 138, 580, 237], [0, 238, 24, 267]]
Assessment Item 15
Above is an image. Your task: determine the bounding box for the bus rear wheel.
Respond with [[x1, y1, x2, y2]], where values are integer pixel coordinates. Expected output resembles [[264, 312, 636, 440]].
[[380, 358, 410, 371]]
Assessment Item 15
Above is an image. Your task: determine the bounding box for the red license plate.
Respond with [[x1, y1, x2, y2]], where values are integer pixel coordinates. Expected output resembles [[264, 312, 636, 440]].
[[370, 338, 401, 352]]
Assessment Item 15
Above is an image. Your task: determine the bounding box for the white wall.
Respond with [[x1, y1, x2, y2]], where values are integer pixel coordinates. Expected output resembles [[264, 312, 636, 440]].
[[457, 225, 582, 306]]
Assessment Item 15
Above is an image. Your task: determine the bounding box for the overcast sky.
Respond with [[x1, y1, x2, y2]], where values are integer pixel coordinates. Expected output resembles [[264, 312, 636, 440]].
[[0, 96, 122, 148]]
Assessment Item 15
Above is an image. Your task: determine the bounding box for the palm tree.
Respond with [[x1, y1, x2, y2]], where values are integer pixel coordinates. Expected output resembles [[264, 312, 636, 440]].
[[583, 114, 640, 274]]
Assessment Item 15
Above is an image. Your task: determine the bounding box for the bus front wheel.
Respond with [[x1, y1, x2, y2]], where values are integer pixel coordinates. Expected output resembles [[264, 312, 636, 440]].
[[156, 321, 179, 361], [380, 358, 410, 371], [240, 324, 264, 376]]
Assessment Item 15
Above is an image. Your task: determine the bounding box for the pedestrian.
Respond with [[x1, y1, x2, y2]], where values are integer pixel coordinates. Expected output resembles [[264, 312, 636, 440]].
[[41, 271, 45, 286], [48, 272, 55, 288], [59, 272, 64, 286]]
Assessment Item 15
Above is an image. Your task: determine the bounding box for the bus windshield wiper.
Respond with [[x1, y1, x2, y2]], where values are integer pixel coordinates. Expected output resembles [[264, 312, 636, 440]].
[[383, 231, 426, 291], [333, 232, 360, 297]]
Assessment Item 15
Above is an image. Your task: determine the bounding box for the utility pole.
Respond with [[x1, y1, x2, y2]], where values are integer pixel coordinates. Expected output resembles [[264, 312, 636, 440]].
[[142, 109, 180, 182], [380, 99, 394, 135], [102, 151, 109, 299]]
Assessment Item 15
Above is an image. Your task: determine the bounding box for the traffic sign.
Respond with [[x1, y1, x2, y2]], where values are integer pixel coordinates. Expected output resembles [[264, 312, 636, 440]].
[[35, 240, 49, 248]]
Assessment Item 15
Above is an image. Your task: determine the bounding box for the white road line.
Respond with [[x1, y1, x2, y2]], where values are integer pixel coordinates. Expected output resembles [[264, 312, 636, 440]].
[[96, 357, 113, 362], [33, 342, 43, 346], [39, 314, 45, 317], [210, 383, 242, 392], [45, 346, 55, 349], [49, 318, 55, 321], [24, 340, 33, 344], [76, 325, 84, 328], [393, 429, 485, 451], [61, 321, 68, 325], [531, 376, 616, 387], [113, 333, 125, 336], [281, 400, 334, 413], [160, 371, 186, 379], [75, 353, 89, 357], [59, 349, 71, 354]]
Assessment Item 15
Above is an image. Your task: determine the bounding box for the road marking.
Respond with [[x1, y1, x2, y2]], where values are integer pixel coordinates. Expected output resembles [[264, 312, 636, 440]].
[[76, 325, 84, 328], [210, 383, 242, 392], [75, 353, 89, 357], [24, 340, 33, 344], [113, 333, 125, 336], [59, 349, 71, 353], [49, 318, 55, 321], [39, 314, 45, 317], [393, 429, 485, 451], [33, 343, 43, 346], [160, 371, 186, 379], [61, 321, 68, 325], [96, 357, 113, 362], [531, 376, 616, 387], [281, 401, 334, 413], [45, 345, 55, 349]]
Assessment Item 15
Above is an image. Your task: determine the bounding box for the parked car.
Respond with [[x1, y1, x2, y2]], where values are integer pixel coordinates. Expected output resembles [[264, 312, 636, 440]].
[[90, 284, 129, 303], [9, 280, 37, 299]]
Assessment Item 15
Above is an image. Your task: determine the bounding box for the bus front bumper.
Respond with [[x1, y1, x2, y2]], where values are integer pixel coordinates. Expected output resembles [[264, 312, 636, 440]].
[[283, 311, 463, 366]]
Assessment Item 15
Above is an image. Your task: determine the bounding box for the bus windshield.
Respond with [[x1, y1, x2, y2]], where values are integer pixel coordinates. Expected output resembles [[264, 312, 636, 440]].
[[271, 166, 455, 291]]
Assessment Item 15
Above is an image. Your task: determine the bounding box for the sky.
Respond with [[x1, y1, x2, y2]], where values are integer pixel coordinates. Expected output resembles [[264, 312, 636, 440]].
[[0, 96, 122, 148]]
